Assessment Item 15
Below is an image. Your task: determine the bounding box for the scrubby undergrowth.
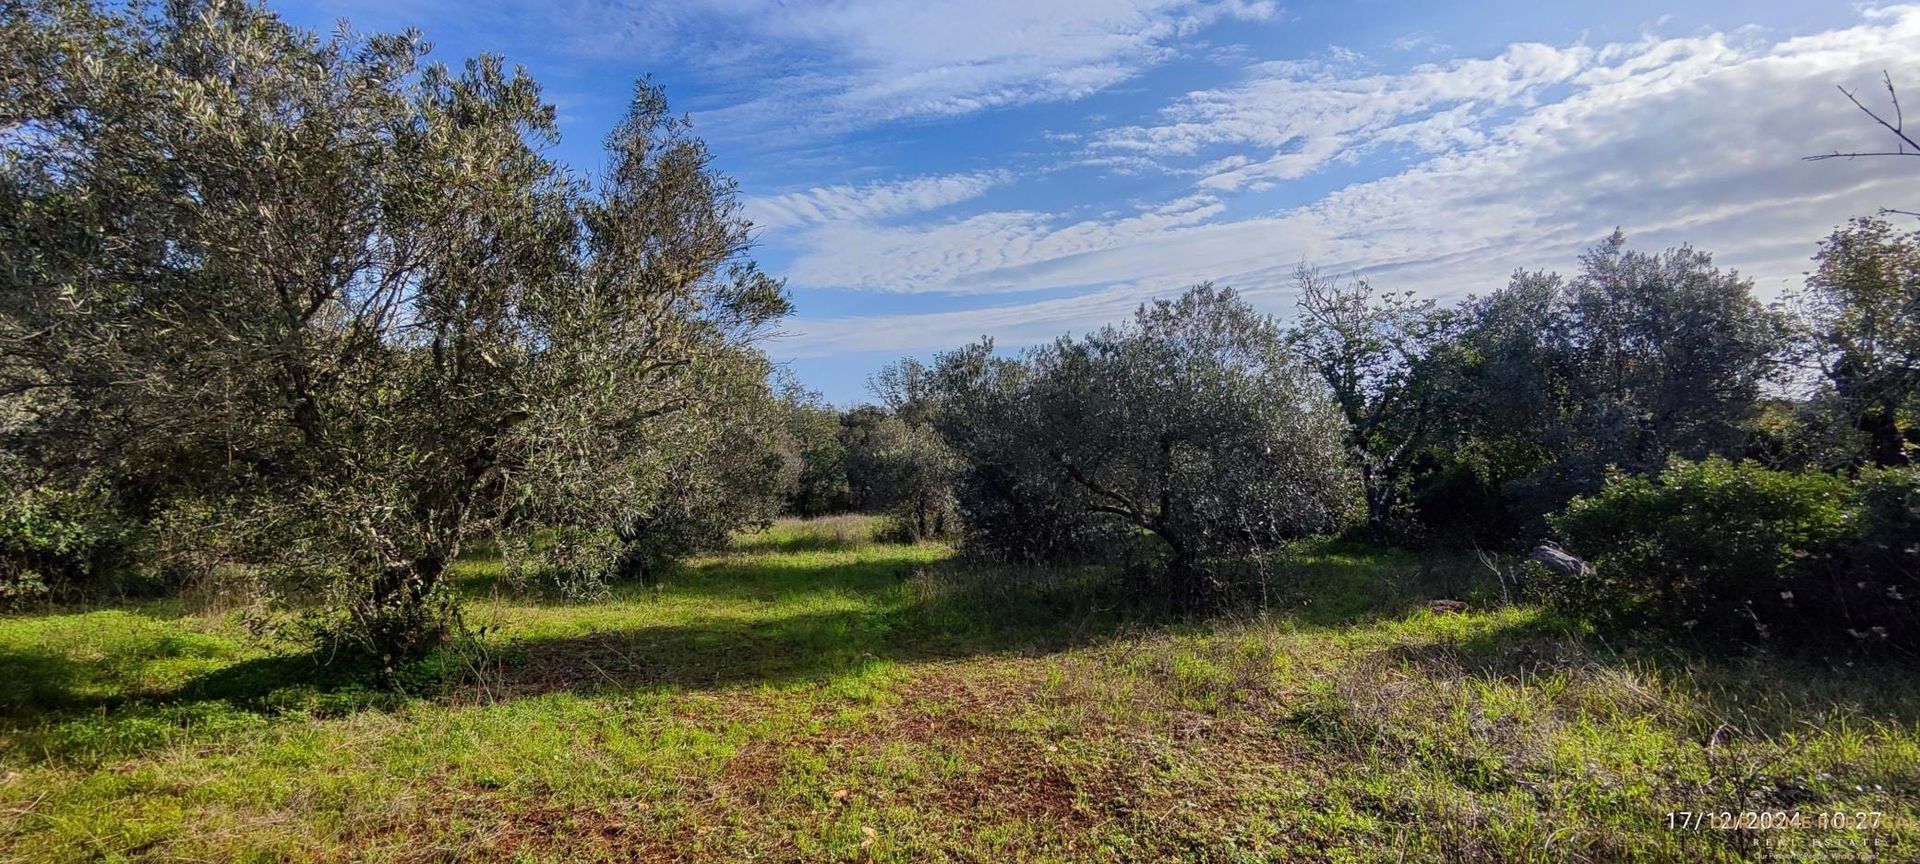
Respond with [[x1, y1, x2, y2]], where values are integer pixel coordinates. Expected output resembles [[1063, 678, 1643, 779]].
[[1, 516, 1914, 862]]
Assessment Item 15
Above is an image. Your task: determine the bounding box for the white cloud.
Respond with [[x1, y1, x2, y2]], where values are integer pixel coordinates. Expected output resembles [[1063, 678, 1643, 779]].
[[774, 7, 1920, 358], [775, 280, 1171, 358], [1389, 33, 1450, 54], [780, 193, 1231, 294], [744, 172, 1010, 230], [565, 0, 1279, 134], [1093, 40, 1597, 187]]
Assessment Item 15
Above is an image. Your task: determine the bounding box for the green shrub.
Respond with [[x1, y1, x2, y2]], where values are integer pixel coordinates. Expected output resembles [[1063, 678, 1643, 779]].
[[0, 487, 145, 608], [1551, 458, 1918, 652], [1844, 467, 1920, 642]]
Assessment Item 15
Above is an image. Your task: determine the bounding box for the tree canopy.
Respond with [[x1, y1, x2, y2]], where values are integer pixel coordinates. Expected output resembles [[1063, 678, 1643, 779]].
[[930, 286, 1359, 605], [0, 0, 787, 662]]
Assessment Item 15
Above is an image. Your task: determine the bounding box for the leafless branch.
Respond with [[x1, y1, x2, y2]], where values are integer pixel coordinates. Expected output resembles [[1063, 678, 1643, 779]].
[[1803, 71, 1920, 161]]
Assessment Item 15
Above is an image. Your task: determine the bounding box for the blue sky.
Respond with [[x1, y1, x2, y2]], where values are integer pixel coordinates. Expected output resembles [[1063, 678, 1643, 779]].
[[274, 0, 1917, 403]]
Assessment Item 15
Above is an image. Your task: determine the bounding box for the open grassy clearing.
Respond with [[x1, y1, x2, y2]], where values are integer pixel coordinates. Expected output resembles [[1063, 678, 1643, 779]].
[[1, 515, 1915, 862]]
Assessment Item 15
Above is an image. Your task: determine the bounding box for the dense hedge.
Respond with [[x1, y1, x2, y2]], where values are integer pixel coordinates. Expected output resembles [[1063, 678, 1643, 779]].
[[1551, 458, 1919, 653]]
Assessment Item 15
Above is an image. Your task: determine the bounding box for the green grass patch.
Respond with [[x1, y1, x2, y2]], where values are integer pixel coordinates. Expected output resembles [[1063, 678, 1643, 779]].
[[1, 515, 1915, 861]]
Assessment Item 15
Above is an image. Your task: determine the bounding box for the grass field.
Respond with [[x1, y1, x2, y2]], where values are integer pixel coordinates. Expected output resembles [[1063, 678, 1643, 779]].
[[2, 516, 1915, 862]]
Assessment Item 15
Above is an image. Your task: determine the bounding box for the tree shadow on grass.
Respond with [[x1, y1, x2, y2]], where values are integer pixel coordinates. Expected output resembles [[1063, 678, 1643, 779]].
[[0, 645, 418, 769], [0, 540, 1515, 731], [1366, 607, 1920, 741], [1252, 538, 1529, 629], [645, 555, 925, 605], [0, 646, 405, 721], [0, 550, 1150, 766], [490, 609, 914, 694], [446, 542, 928, 608], [484, 560, 1171, 696], [0, 646, 98, 719], [730, 532, 864, 555]]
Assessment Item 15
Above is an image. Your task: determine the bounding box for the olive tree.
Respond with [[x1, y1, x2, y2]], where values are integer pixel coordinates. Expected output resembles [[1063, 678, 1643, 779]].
[[846, 359, 957, 539], [837, 404, 892, 511], [0, 0, 787, 665], [1552, 234, 1785, 475], [602, 352, 796, 587], [924, 341, 1112, 562], [862, 415, 959, 540], [936, 286, 1358, 606], [1421, 233, 1785, 528], [1789, 217, 1919, 467], [772, 373, 850, 516], [1287, 265, 1459, 531]]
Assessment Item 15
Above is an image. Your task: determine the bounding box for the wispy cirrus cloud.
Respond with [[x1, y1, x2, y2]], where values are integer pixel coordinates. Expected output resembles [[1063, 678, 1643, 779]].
[[772, 7, 1920, 358], [778, 194, 1229, 294], [564, 0, 1280, 136], [744, 172, 1011, 231], [1091, 40, 1600, 189], [300, 0, 1282, 140]]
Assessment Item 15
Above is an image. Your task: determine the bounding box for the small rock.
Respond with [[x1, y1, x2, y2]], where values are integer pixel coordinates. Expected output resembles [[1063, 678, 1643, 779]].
[[1528, 544, 1591, 578]]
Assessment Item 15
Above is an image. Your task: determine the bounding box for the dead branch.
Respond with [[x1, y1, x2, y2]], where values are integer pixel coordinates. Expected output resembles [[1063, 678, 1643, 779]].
[[1804, 71, 1920, 161]]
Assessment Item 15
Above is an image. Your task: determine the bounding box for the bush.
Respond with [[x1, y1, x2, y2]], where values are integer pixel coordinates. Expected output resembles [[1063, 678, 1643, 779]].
[[1845, 467, 1920, 642], [1551, 458, 1918, 653], [1403, 436, 1550, 547], [611, 421, 794, 585], [0, 486, 146, 608], [949, 467, 1124, 563]]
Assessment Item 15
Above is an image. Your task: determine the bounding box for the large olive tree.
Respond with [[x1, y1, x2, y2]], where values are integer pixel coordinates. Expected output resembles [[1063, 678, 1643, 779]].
[[1551, 234, 1785, 475], [936, 286, 1358, 606], [0, 0, 787, 664]]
